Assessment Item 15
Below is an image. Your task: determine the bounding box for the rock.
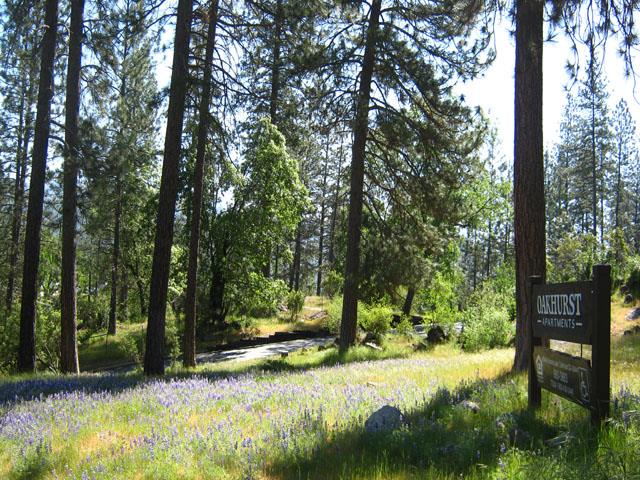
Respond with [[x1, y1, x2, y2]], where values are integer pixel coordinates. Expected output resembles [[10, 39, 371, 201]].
[[363, 332, 381, 345], [306, 310, 328, 320], [509, 427, 531, 449], [453, 322, 464, 335], [364, 342, 382, 351], [365, 405, 403, 433], [624, 293, 634, 305], [545, 433, 574, 447], [626, 308, 640, 321], [459, 400, 480, 413], [427, 325, 447, 344]]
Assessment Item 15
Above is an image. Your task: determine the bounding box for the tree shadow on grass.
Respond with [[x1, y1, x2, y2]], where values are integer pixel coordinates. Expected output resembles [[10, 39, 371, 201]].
[[266, 372, 604, 479]]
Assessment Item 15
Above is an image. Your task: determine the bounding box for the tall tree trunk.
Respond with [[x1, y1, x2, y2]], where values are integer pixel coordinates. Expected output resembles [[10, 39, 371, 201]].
[[289, 224, 302, 291], [108, 176, 122, 335], [18, 0, 59, 373], [184, 0, 219, 368], [614, 138, 622, 230], [327, 160, 342, 267], [402, 287, 415, 316], [144, 0, 193, 376], [262, 0, 284, 279], [513, 0, 545, 372], [486, 219, 492, 278], [60, 0, 84, 374], [589, 41, 598, 242], [339, 0, 381, 352], [5, 71, 34, 314], [472, 228, 478, 289], [316, 155, 329, 296]]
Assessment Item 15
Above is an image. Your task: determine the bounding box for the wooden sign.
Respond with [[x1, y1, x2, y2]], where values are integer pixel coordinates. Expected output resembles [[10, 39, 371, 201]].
[[532, 282, 593, 343], [533, 346, 592, 408], [528, 265, 611, 425]]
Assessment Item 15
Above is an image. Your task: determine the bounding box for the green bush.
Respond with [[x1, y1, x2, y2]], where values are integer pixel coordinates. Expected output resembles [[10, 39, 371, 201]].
[[286, 290, 305, 321], [395, 315, 414, 337], [322, 270, 344, 298], [459, 281, 514, 351], [625, 255, 640, 300], [324, 296, 343, 334], [358, 303, 392, 338], [419, 271, 461, 331], [324, 299, 392, 343], [232, 274, 288, 318]]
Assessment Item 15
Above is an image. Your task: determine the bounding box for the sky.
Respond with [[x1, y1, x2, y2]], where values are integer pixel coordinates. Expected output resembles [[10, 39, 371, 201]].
[[458, 17, 640, 165]]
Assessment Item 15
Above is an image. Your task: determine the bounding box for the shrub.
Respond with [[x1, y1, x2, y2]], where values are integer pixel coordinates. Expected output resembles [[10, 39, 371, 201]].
[[358, 304, 392, 337], [395, 315, 414, 337], [324, 296, 343, 334], [419, 271, 460, 332], [324, 299, 392, 343], [232, 274, 288, 318], [459, 284, 514, 351], [286, 290, 305, 321], [322, 270, 343, 298], [625, 255, 640, 300]]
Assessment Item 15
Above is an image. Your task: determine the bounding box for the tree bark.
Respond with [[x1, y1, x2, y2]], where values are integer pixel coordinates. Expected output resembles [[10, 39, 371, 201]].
[[184, 0, 219, 368], [18, 0, 59, 373], [316, 154, 329, 295], [327, 159, 342, 267], [339, 0, 381, 352], [289, 224, 302, 291], [5, 70, 35, 314], [60, 0, 84, 374], [144, 0, 193, 376], [402, 287, 415, 316], [513, 0, 545, 372], [108, 175, 122, 335]]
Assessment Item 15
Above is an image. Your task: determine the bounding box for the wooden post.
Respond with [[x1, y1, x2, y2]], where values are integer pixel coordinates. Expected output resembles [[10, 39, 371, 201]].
[[591, 264, 611, 425], [528, 275, 543, 409]]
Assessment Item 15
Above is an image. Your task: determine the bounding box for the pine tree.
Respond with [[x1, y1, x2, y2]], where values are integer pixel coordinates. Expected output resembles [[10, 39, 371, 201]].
[[144, 0, 194, 375], [18, 0, 59, 372], [184, 0, 220, 368], [60, 0, 85, 374]]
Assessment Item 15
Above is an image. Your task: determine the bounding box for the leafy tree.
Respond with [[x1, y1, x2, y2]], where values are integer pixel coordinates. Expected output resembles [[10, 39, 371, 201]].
[[203, 118, 307, 326]]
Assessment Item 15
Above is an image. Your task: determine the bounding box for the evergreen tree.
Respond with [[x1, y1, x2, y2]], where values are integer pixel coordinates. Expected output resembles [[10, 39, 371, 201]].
[[18, 0, 59, 372], [60, 0, 85, 374], [144, 0, 194, 375]]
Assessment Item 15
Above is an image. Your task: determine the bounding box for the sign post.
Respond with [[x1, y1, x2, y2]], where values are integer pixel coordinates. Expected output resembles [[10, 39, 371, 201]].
[[528, 265, 611, 425]]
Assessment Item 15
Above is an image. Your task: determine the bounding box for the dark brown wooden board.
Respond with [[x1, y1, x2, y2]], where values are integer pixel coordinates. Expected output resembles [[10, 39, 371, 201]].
[[533, 346, 592, 408], [532, 281, 594, 343]]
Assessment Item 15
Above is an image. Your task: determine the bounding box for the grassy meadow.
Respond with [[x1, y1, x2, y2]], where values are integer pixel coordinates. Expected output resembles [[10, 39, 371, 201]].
[[0, 299, 639, 479]]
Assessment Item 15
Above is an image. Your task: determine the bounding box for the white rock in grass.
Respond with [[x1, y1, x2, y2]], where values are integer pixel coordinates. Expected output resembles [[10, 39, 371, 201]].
[[459, 400, 480, 413], [365, 405, 403, 433]]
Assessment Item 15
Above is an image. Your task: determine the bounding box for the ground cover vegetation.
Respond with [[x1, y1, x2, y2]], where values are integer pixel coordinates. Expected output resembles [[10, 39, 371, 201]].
[[1, 299, 640, 479], [1, 0, 640, 477]]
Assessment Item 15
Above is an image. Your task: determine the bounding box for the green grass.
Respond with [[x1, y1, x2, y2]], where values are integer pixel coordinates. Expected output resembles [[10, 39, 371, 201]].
[[78, 322, 145, 371], [3, 299, 640, 479]]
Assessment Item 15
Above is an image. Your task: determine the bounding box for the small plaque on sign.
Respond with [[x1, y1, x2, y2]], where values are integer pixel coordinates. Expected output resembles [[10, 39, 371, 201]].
[[534, 346, 592, 408], [532, 282, 593, 343]]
